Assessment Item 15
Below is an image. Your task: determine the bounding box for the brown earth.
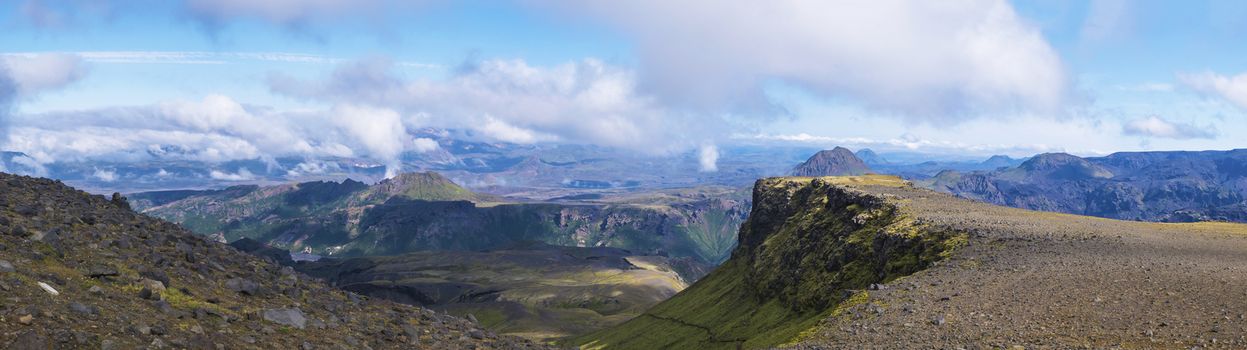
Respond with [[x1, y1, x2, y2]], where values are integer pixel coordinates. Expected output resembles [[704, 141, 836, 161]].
[[789, 177, 1247, 349]]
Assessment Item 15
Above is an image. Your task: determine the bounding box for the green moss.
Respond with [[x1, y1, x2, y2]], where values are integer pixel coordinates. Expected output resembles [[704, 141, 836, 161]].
[[160, 286, 237, 319], [575, 178, 967, 350]]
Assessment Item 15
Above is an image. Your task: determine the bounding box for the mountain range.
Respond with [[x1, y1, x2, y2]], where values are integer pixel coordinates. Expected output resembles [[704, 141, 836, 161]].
[[132, 172, 747, 269], [925, 150, 1247, 222]]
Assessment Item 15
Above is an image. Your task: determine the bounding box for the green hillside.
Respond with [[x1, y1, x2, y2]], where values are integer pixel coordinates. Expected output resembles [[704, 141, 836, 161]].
[[574, 176, 966, 349]]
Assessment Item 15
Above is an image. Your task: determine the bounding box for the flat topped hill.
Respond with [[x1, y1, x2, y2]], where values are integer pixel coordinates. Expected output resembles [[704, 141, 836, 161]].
[[0, 173, 548, 349], [580, 175, 1247, 349], [358, 171, 487, 203]]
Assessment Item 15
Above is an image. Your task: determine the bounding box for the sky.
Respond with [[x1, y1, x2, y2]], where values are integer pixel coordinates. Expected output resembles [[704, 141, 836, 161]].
[[2, 0, 1247, 173]]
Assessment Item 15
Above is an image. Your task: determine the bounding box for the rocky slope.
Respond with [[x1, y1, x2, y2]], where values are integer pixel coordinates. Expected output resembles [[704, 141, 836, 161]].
[[133, 172, 748, 266], [576, 176, 965, 349], [925, 150, 1247, 222], [0, 173, 548, 349], [790, 147, 871, 177], [297, 244, 689, 342], [580, 175, 1247, 349]]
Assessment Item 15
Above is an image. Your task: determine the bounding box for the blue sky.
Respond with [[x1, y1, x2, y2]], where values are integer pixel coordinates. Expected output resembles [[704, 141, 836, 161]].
[[2, 0, 1246, 170]]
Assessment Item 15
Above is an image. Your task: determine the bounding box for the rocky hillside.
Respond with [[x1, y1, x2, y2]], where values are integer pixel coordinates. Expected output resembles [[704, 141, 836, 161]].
[[0, 173, 547, 349], [790, 147, 871, 176], [133, 172, 748, 266], [925, 150, 1247, 222], [576, 176, 965, 349], [298, 244, 691, 342], [579, 175, 1247, 349]]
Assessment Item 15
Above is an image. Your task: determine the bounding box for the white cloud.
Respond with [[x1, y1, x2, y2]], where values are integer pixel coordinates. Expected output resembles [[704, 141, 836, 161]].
[[209, 168, 255, 181], [0, 53, 88, 147], [1179, 71, 1247, 110], [285, 161, 341, 177], [91, 168, 117, 182], [547, 0, 1069, 120], [0, 53, 87, 95], [411, 137, 439, 153], [270, 58, 716, 155], [331, 104, 408, 177], [1122, 116, 1216, 140], [698, 144, 719, 172]]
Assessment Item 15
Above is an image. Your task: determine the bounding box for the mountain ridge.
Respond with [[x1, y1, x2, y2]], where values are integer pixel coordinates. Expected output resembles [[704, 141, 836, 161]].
[[925, 149, 1247, 222]]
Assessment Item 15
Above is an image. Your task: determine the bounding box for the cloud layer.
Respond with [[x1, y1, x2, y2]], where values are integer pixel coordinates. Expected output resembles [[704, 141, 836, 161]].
[[270, 58, 721, 155], [0, 53, 87, 147], [550, 0, 1070, 121], [1180, 71, 1247, 110], [7, 94, 438, 177], [1122, 116, 1217, 140]]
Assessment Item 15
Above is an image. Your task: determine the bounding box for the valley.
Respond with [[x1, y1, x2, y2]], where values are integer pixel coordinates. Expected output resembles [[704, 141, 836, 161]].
[[298, 244, 691, 341]]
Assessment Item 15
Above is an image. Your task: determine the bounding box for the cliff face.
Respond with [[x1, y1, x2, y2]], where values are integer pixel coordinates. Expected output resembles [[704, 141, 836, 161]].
[[135, 174, 749, 266], [576, 176, 965, 349]]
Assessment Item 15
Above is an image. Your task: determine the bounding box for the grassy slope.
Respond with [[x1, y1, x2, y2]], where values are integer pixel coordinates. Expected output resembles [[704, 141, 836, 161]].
[[574, 175, 966, 349], [299, 247, 689, 342]]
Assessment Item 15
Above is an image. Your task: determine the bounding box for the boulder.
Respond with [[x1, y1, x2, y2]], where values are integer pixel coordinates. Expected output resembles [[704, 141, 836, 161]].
[[225, 278, 261, 296], [262, 308, 307, 329]]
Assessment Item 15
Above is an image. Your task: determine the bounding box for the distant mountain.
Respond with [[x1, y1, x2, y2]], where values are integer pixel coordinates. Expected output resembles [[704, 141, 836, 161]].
[[980, 154, 1023, 169], [854, 148, 889, 165], [356, 171, 487, 203], [791, 147, 871, 176], [133, 172, 749, 266], [925, 149, 1247, 222], [865, 154, 1029, 179]]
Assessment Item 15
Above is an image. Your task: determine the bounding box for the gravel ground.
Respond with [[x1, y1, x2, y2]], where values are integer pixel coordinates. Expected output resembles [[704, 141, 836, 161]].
[[790, 184, 1247, 349]]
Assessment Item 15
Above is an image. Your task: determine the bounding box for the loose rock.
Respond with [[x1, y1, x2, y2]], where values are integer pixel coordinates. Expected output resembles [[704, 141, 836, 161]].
[[262, 308, 308, 329]]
